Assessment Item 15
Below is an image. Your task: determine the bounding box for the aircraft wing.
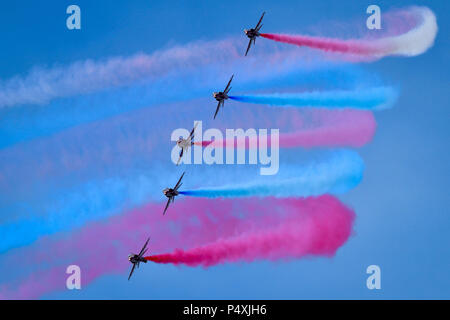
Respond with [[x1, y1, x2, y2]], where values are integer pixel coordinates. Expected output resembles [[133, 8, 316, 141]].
[[174, 172, 185, 190], [224, 75, 233, 92], [189, 122, 198, 140], [138, 238, 150, 256], [140, 248, 148, 259], [214, 101, 221, 119], [176, 148, 184, 166], [255, 12, 265, 29], [163, 198, 171, 215], [128, 263, 136, 281], [245, 39, 252, 56]]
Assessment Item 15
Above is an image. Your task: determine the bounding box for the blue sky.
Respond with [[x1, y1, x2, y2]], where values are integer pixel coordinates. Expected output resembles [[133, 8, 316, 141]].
[[0, 0, 449, 299]]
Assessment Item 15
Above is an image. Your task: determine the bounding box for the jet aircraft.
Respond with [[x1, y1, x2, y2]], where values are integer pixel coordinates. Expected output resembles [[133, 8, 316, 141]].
[[162, 172, 185, 215], [128, 237, 150, 281], [244, 12, 265, 56], [212, 75, 233, 119], [176, 123, 198, 165]]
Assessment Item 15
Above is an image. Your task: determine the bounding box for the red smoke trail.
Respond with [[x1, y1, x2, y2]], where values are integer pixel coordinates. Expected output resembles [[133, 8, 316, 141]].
[[259, 7, 437, 58], [278, 110, 376, 148], [194, 141, 214, 147], [261, 33, 375, 55], [194, 110, 376, 148], [146, 196, 354, 267]]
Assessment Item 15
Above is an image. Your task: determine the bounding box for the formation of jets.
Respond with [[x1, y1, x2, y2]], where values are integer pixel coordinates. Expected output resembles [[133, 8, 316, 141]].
[[128, 12, 266, 280], [211, 12, 265, 119]]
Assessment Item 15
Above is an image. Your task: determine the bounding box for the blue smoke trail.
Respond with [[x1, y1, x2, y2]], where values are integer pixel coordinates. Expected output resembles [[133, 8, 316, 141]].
[[229, 87, 397, 110], [180, 150, 364, 198], [0, 149, 363, 252], [0, 62, 377, 149]]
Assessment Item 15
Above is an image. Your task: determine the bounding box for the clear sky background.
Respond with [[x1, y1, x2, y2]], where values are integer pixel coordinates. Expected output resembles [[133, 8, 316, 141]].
[[0, 0, 449, 299]]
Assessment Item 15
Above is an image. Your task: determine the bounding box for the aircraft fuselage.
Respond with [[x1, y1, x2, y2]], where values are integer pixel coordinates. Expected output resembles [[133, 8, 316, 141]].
[[177, 138, 193, 149], [128, 254, 147, 264], [163, 188, 179, 198], [213, 92, 228, 101], [245, 28, 259, 39]]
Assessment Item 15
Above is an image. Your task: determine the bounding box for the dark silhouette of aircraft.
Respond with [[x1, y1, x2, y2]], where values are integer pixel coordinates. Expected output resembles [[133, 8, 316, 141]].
[[212, 75, 233, 119], [244, 12, 265, 56], [162, 172, 185, 215], [128, 237, 150, 280]]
